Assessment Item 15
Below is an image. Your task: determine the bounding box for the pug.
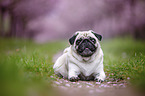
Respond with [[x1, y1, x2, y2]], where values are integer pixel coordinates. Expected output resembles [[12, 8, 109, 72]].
[[53, 30, 106, 82]]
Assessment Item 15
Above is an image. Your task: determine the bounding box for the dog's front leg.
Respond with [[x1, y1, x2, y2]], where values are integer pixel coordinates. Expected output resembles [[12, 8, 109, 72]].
[[94, 63, 106, 82], [68, 63, 80, 82], [94, 70, 106, 82]]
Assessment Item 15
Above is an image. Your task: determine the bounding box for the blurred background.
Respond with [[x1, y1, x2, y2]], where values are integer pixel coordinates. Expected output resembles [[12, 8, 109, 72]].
[[0, 0, 145, 42], [0, 0, 145, 96]]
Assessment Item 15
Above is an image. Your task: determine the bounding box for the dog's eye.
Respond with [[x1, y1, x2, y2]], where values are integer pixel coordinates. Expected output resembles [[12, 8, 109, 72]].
[[90, 38, 96, 43], [76, 39, 82, 45]]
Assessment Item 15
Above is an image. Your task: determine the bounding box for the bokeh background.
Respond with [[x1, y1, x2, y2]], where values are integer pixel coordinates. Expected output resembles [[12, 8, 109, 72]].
[[0, 0, 145, 42], [0, 0, 145, 96]]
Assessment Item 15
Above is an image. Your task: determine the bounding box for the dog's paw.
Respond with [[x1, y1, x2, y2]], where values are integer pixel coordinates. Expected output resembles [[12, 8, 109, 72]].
[[69, 76, 80, 82], [95, 78, 104, 83]]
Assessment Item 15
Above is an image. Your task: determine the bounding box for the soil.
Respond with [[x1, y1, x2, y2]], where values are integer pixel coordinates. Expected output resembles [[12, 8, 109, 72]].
[[51, 76, 138, 96]]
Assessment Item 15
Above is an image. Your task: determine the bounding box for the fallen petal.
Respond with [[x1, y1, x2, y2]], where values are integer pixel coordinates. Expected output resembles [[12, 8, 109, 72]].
[[96, 82, 101, 85], [65, 84, 70, 87]]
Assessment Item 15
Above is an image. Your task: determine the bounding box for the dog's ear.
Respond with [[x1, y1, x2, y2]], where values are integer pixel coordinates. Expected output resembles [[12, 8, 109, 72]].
[[92, 32, 102, 41], [69, 33, 79, 45]]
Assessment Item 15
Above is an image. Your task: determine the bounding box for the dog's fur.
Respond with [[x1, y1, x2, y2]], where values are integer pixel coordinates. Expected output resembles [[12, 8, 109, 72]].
[[53, 30, 106, 82]]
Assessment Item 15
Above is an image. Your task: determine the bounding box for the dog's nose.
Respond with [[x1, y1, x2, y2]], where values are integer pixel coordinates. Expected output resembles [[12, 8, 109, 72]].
[[82, 39, 89, 44]]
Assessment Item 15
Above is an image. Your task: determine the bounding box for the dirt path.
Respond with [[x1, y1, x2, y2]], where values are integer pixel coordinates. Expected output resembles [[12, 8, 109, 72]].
[[51, 76, 136, 96], [52, 52, 136, 96]]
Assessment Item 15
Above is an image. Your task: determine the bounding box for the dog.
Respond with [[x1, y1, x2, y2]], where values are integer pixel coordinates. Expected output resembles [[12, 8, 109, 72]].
[[53, 30, 106, 82]]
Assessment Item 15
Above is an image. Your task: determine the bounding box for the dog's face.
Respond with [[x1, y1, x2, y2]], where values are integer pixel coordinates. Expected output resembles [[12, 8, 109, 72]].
[[69, 30, 102, 57]]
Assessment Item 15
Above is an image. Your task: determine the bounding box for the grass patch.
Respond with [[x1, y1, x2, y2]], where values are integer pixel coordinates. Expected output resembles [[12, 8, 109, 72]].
[[0, 37, 145, 95], [0, 38, 67, 96], [102, 37, 145, 90]]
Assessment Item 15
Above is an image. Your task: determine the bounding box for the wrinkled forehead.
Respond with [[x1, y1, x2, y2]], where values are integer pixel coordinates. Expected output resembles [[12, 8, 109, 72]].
[[76, 31, 96, 39]]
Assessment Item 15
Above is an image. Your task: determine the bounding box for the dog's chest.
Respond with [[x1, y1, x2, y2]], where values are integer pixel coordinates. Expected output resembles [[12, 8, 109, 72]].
[[76, 61, 99, 76]]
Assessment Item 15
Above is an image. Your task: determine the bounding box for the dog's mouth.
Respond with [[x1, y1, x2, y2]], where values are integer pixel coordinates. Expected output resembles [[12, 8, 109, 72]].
[[79, 48, 94, 57], [76, 39, 97, 57]]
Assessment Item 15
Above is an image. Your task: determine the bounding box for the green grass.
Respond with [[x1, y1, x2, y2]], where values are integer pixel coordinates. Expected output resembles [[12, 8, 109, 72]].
[[102, 37, 145, 90], [0, 38, 67, 96], [0, 37, 145, 95]]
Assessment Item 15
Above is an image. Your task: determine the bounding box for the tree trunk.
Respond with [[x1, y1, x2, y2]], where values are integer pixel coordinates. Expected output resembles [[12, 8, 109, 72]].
[[0, 7, 5, 36]]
